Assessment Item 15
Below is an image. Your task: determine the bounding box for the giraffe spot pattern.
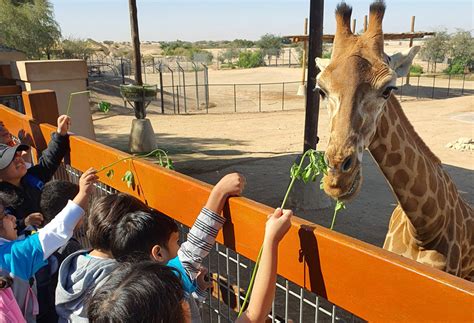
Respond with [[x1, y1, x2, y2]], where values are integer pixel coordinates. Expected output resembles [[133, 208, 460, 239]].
[[390, 132, 400, 151], [421, 197, 437, 218], [385, 153, 401, 167], [403, 196, 419, 212], [388, 105, 398, 124], [393, 169, 410, 189], [396, 124, 405, 141], [404, 147, 415, 169], [380, 115, 389, 138], [437, 185, 446, 209], [428, 167, 438, 193], [371, 144, 387, 163], [410, 159, 428, 196]]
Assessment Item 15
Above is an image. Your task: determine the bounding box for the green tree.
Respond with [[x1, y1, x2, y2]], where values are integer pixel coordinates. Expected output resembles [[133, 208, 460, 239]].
[[60, 37, 94, 59], [445, 29, 473, 74], [420, 30, 450, 73], [237, 50, 264, 68], [257, 33, 283, 61], [0, 0, 61, 58]]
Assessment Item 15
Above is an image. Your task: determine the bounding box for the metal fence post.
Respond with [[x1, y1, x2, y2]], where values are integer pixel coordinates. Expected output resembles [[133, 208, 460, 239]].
[[177, 62, 187, 113], [234, 84, 237, 112], [416, 75, 420, 99], [192, 62, 200, 109], [259, 83, 262, 112], [176, 85, 180, 114], [159, 63, 165, 114], [168, 66, 176, 114], [282, 82, 285, 110], [447, 74, 451, 97], [203, 64, 209, 114], [431, 75, 436, 99]]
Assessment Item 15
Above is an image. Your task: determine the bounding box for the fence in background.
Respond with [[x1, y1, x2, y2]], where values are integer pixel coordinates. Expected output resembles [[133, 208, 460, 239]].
[[1, 90, 472, 322]]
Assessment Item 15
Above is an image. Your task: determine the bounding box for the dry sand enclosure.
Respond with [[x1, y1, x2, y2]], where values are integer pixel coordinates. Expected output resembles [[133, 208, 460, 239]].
[[92, 67, 473, 247]]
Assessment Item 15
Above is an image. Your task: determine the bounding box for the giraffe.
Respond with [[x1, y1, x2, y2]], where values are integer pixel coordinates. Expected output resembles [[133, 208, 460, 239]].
[[315, 0, 473, 280]]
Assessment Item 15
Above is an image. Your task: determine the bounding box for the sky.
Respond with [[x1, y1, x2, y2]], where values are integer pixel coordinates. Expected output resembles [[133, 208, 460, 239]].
[[51, 0, 473, 42]]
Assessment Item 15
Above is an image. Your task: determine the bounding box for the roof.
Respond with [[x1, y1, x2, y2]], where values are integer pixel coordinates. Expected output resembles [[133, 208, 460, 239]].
[[0, 44, 25, 54]]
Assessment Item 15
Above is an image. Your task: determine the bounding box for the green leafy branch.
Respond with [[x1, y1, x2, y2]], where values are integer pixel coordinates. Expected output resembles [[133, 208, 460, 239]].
[[97, 148, 174, 188], [98, 101, 111, 113], [66, 91, 90, 117], [238, 149, 346, 316]]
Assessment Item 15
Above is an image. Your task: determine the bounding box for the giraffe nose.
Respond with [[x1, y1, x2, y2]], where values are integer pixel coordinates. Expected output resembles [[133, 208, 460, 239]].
[[341, 155, 354, 172]]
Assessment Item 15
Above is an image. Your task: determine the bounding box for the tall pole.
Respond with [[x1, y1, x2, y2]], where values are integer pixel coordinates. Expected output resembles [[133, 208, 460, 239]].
[[405, 16, 415, 85], [303, 0, 324, 152], [301, 18, 308, 85], [352, 18, 357, 34], [128, 0, 144, 117], [363, 15, 368, 32]]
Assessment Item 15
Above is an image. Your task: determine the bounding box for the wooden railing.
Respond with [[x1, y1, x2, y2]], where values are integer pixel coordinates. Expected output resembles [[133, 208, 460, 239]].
[[1, 89, 472, 322]]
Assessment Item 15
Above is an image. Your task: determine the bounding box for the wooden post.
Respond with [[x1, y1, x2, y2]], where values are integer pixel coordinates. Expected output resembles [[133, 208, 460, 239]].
[[352, 18, 357, 34], [301, 18, 309, 85], [405, 16, 416, 85], [304, 0, 324, 152], [363, 15, 368, 32], [128, 0, 145, 117]]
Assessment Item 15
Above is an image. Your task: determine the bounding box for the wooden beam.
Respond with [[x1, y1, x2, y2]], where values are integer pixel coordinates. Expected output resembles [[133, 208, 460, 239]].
[[284, 32, 435, 43]]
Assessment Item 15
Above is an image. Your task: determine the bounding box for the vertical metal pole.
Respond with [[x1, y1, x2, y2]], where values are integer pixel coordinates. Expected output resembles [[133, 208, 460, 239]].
[[142, 56, 147, 83], [169, 67, 176, 114], [193, 62, 200, 109], [447, 74, 451, 97], [352, 18, 356, 33], [282, 82, 285, 110], [234, 84, 237, 112], [152, 57, 155, 73], [363, 15, 368, 32], [288, 48, 291, 67], [176, 85, 180, 114], [259, 84, 262, 112], [159, 64, 165, 114], [304, 0, 324, 152], [431, 75, 436, 99], [416, 75, 420, 99]]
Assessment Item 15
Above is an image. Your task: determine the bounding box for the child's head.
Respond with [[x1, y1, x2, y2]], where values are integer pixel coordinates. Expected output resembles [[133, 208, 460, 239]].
[[0, 121, 13, 145], [0, 192, 17, 241], [86, 193, 149, 253], [88, 261, 189, 323], [40, 180, 79, 224], [0, 144, 30, 182], [111, 210, 179, 263]]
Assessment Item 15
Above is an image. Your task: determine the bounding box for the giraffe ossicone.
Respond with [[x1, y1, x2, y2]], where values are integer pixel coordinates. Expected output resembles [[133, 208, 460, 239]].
[[317, 0, 473, 280]]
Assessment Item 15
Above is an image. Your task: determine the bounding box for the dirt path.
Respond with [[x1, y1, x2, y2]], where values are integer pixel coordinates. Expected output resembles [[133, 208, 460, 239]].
[[93, 94, 473, 247]]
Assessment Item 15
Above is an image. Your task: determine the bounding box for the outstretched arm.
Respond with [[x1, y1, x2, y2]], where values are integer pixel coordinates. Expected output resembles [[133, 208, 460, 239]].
[[237, 208, 292, 323], [177, 173, 245, 280]]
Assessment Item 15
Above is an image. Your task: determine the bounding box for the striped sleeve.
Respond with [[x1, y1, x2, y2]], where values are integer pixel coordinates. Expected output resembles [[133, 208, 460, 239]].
[[178, 207, 225, 280]]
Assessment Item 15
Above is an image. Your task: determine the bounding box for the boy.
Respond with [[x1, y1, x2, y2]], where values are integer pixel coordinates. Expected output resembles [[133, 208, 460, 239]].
[[36, 180, 82, 323], [55, 192, 150, 322], [0, 115, 71, 231], [110, 173, 245, 322], [88, 208, 293, 323], [0, 167, 98, 322], [0, 121, 33, 166]]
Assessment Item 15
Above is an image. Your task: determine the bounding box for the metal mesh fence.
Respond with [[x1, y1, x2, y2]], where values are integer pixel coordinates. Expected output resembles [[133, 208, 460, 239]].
[[51, 163, 363, 322]]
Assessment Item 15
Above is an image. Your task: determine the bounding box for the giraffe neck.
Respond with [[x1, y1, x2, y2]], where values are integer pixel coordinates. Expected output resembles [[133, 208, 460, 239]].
[[368, 95, 451, 245]]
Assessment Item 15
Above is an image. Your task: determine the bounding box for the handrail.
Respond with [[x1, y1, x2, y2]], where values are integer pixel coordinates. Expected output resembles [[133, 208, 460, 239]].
[[1, 90, 472, 322]]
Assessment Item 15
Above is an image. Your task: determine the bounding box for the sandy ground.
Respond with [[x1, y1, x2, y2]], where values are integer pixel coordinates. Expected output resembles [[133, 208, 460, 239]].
[[92, 90, 473, 247]]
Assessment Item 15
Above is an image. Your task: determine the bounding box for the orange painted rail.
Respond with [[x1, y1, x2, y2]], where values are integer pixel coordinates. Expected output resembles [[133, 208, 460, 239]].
[[1, 90, 473, 322]]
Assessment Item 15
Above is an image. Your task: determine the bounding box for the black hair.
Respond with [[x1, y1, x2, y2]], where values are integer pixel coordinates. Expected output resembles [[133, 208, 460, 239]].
[[87, 261, 186, 323], [86, 193, 150, 251], [40, 180, 79, 224], [111, 210, 179, 262]]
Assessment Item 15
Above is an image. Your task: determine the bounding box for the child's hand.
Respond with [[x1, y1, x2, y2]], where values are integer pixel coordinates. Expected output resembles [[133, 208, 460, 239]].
[[24, 212, 44, 227], [196, 267, 212, 291], [78, 168, 98, 197], [264, 208, 292, 245], [57, 115, 71, 136], [214, 173, 246, 197]]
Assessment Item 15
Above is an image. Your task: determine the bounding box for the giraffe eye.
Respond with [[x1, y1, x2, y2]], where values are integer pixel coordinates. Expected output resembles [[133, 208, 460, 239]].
[[381, 86, 398, 99]]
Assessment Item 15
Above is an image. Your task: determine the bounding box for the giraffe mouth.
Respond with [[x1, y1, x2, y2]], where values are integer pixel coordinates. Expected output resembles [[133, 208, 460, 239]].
[[338, 169, 362, 201]]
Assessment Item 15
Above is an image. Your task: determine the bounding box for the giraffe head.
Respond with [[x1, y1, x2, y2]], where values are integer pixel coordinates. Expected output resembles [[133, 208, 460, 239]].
[[317, 1, 420, 201]]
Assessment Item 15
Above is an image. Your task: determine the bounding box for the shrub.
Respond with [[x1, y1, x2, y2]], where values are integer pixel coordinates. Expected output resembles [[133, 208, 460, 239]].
[[444, 58, 466, 75], [409, 64, 424, 75], [236, 51, 264, 68]]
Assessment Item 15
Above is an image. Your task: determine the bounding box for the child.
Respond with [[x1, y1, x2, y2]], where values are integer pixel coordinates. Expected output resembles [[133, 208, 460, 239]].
[[0, 167, 98, 322], [55, 192, 150, 322], [110, 173, 245, 322], [88, 208, 293, 323], [0, 121, 33, 166], [36, 180, 82, 323], [0, 115, 71, 231]]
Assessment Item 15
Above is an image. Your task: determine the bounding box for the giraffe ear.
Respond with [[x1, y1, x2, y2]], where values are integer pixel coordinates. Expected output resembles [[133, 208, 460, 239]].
[[316, 57, 331, 72], [388, 46, 421, 77]]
